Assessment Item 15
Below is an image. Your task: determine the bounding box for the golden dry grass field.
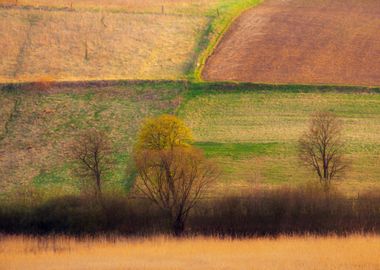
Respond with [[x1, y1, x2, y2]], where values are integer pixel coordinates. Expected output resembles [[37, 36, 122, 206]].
[[0, 235, 379, 270], [0, 0, 220, 14], [0, 7, 207, 82]]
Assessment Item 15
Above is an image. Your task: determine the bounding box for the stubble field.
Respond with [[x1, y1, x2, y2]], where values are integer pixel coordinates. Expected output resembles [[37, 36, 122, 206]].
[[1, 0, 220, 14], [0, 8, 206, 82]]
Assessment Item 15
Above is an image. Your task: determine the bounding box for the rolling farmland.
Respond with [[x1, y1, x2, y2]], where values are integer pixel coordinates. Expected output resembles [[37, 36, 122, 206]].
[[0, 0, 380, 267], [0, 0, 262, 83], [1, 0, 380, 198], [1, 83, 380, 198]]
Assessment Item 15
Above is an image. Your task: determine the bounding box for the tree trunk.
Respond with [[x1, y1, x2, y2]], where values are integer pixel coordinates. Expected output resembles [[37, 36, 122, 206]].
[[172, 212, 185, 236], [95, 173, 102, 197]]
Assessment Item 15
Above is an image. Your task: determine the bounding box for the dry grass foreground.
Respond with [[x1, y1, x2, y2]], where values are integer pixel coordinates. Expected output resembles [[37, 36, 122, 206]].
[[203, 0, 380, 86], [0, 235, 379, 270], [0, 7, 206, 82]]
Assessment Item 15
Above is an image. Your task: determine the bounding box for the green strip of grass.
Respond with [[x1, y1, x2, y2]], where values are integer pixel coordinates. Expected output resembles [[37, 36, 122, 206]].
[[194, 142, 279, 159], [186, 82, 380, 99]]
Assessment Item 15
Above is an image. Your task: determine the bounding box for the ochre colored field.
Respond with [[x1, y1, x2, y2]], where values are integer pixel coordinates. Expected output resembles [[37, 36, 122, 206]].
[[0, 235, 379, 270], [0, 0, 219, 14], [203, 0, 380, 86], [0, 8, 206, 82]]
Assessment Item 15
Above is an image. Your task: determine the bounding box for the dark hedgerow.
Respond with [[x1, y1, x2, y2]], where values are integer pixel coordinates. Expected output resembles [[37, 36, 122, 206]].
[[0, 186, 379, 236]]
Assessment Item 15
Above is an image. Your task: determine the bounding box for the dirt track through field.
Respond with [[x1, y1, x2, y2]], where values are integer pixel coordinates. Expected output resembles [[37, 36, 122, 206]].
[[203, 0, 380, 86]]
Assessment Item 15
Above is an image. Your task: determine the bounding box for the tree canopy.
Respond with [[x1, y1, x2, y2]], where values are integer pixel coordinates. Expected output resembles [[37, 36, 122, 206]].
[[136, 114, 193, 151]]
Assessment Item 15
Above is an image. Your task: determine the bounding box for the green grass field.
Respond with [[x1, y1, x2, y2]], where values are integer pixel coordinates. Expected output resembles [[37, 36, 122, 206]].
[[1, 83, 379, 200], [179, 86, 380, 195]]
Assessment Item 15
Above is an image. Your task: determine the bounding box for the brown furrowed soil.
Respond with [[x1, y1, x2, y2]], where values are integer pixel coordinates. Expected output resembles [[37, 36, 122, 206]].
[[203, 0, 380, 86]]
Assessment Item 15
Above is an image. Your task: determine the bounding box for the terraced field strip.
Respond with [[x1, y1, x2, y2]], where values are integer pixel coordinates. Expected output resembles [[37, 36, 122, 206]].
[[179, 85, 380, 195], [203, 0, 380, 86], [0, 81, 185, 198]]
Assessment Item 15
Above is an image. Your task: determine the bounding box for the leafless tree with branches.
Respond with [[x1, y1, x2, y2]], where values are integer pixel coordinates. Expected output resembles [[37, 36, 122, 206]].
[[70, 129, 113, 199], [134, 147, 218, 235], [299, 111, 347, 191]]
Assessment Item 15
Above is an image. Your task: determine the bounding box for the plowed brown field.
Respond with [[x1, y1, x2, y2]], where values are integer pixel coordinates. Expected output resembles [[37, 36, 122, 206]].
[[203, 0, 380, 86]]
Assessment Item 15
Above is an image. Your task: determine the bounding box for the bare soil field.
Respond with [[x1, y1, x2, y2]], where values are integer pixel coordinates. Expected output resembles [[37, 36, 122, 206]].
[[1, 235, 379, 270], [203, 0, 380, 86]]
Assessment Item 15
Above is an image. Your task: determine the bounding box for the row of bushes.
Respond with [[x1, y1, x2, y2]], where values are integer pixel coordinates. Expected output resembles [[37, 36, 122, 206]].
[[1, 186, 379, 236]]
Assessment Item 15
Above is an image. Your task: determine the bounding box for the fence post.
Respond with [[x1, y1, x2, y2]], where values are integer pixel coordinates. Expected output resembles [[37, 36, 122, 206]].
[[84, 40, 88, 61]]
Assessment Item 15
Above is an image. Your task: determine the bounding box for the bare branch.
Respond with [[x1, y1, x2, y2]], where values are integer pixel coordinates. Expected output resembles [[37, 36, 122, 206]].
[[69, 128, 113, 198], [299, 111, 347, 190]]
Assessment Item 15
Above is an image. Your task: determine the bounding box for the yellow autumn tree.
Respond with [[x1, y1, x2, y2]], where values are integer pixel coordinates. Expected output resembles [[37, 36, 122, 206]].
[[136, 114, 193, 151], [133, 114, 217, 235]]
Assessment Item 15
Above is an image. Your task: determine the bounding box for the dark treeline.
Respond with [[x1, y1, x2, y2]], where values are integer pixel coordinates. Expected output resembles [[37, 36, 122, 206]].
[[1, 186, 379, 236]]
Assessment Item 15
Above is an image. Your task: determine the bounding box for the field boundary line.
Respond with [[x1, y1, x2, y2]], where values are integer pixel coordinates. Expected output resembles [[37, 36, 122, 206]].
[[193, 0, 262, 81], [0, 4, 205, 18], [1, 80, 380, 93], [0, 97, 21, 144]]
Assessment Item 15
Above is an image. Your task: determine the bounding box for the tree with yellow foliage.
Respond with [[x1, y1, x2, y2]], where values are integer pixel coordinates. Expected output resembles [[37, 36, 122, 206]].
[[135, 114, 193, 150], [133, 115, 217, 235]]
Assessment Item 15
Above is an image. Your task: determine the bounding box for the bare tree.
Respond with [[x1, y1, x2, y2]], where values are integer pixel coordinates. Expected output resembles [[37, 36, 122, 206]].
[[70, 129, 113, 198], [134, 147, 218, 235], [299, 111, 346, 190]]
